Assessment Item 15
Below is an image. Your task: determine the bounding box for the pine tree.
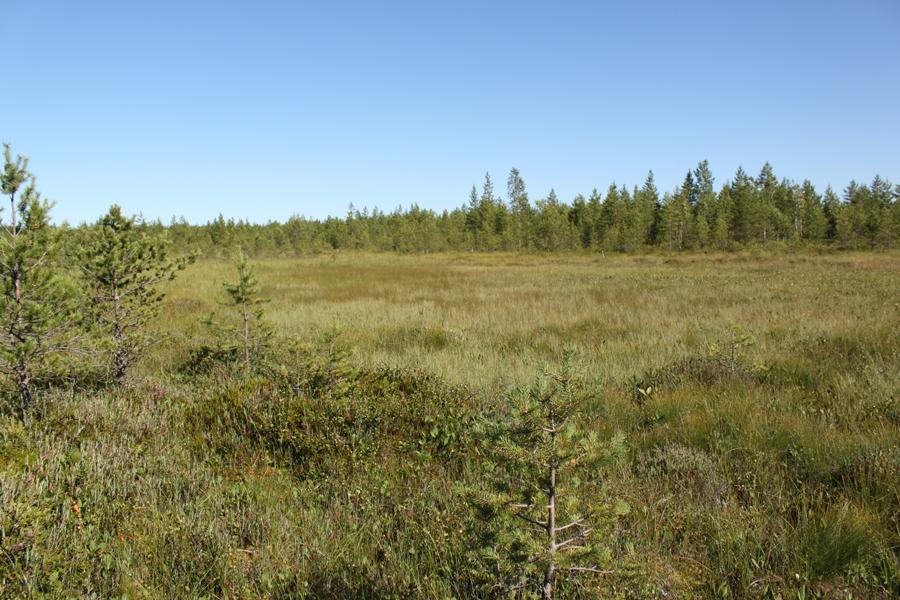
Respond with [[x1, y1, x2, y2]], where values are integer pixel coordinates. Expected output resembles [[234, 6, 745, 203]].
[[621, 185, 643, 251], [465, 184, 482, 249], [660, 173, 696, 250], [635, 171, 658, 246], [869, 175, 895, 247], [799, 180, 826, 241], [822, 186, 840, 240], [81, 205, 192, 383], [693, 161, 715, 248], [843, 180, 870, 245], [467, 364, 623, 598], [533, 190, 574, 251], [693, 161, 715, 202], [479, 172, 502, 249], [833, 189, 855, 248], [568, 194, 591, 248], [682, 169, 699, 207], [597, 184, 622, 251], [617, 185, 637, 251], [214, 248, 271, 368], [0, 145, 77, 411], [507, 168, 531, 250], [585, 189, 603, 249], [730, 167, 756, 243], [757, 163, 779, 243]]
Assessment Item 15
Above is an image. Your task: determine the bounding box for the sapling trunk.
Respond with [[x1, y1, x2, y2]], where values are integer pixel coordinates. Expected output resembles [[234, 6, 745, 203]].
[[241, 301, 250, 367], [543, 459, 557, 600]]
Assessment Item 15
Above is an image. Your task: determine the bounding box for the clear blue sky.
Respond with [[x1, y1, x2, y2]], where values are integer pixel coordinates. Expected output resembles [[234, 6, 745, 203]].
[[3, 0, 899, 224]]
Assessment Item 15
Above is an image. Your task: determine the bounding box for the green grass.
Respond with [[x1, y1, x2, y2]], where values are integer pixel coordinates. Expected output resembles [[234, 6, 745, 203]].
[[161, 251, 899, 389], [2, 250, 898, 598]]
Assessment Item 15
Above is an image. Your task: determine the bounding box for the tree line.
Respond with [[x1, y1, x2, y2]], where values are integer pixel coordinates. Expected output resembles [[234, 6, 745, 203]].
[[151, 162, 898, 254]]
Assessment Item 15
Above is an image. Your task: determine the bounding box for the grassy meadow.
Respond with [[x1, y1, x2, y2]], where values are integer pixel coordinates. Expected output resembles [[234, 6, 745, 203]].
[[164, 251, 898, 390], [3, 251, 899, 598]]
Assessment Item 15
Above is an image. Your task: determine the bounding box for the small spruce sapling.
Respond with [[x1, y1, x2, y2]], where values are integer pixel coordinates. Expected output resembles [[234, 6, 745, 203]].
[[468, 360, 625, 599], [80, 205, 193, 384], [206, 248, 271, 368], [0, 145, 78, 411]]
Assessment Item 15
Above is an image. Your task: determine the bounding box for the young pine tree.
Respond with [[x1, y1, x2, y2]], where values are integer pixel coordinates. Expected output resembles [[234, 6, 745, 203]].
[[0, 145, 77, 411], [468, 363, 625, 599], [211, 248, 271, 368], [80, 205, 192, 384], [507, 167, 531, 250]]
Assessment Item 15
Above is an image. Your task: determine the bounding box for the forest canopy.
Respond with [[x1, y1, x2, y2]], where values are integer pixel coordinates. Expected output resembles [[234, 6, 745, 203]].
[[129, 162, 899, 255]]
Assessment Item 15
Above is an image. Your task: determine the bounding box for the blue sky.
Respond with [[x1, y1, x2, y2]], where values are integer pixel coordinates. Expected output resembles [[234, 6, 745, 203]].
[[3, 0, 899, 224]]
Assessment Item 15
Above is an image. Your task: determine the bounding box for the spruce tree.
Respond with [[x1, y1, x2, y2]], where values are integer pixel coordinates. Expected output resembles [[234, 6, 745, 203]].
[[0, 145, 76, 411], [80, 204, 192, 383]]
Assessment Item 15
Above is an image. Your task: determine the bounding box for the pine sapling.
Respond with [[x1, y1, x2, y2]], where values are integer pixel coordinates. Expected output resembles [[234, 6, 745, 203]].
[[206, 248, 271, 369], [0, 145, 78, 411], [80, 204, 193, 384], [468, 360, 624, 598]]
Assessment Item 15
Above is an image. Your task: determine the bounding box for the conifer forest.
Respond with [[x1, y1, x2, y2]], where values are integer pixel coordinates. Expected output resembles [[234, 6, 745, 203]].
[[162, 163, 898, 256]]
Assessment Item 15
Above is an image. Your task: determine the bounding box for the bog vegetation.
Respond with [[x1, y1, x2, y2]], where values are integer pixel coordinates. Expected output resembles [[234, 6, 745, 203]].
[[1, 145, 898, 598]]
